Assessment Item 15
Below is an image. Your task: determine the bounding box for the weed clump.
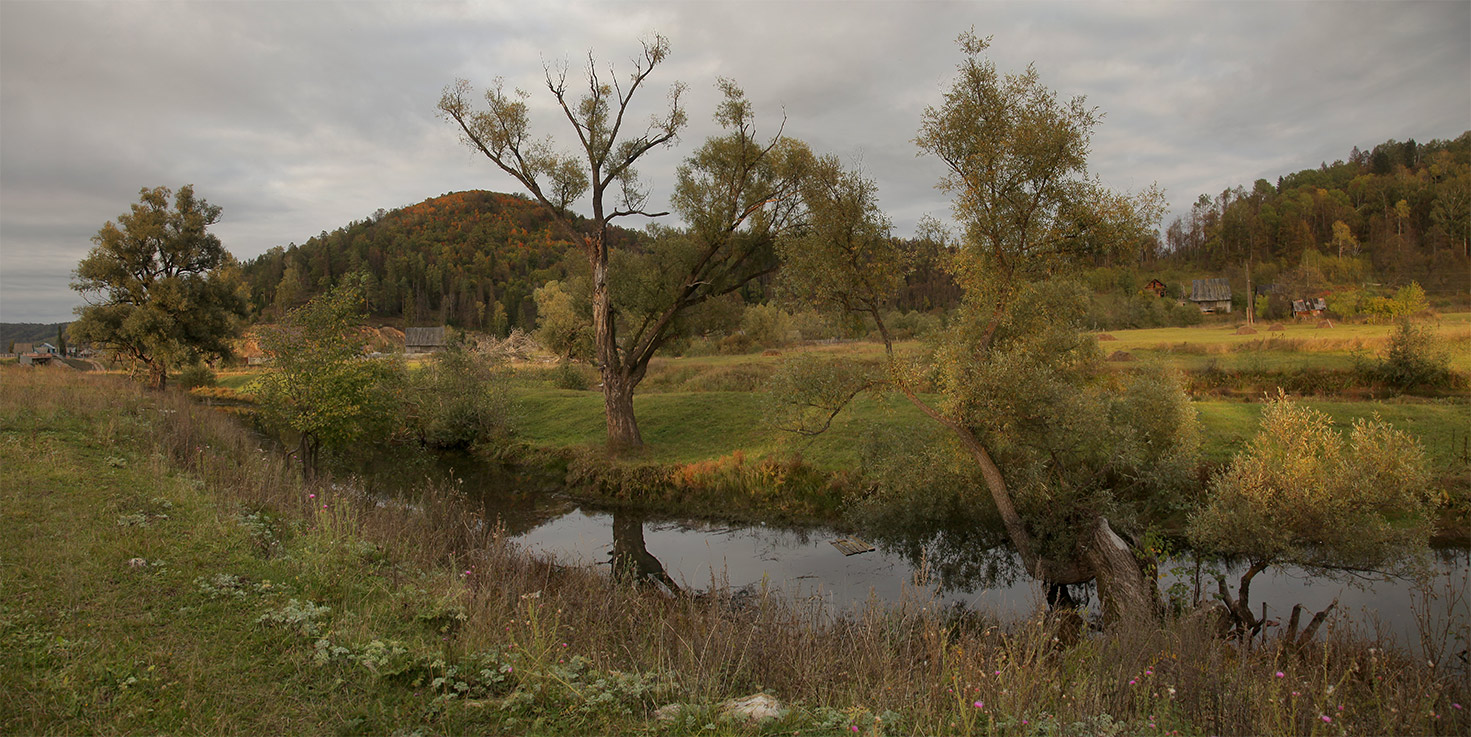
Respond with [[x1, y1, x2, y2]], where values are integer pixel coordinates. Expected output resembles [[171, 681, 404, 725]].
[[1357, 319, 1460, 393]]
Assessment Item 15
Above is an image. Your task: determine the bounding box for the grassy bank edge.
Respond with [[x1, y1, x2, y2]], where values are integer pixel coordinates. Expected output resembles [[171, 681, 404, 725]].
[[7, 368, 1468, 736]]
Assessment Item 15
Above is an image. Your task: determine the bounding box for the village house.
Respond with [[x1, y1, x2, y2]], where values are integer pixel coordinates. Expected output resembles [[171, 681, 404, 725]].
[[404, 326, 447, 354], [1143, 278, 1168, 298], [1188, 278, 1233, 313], [1292, 297, 1328, 319]]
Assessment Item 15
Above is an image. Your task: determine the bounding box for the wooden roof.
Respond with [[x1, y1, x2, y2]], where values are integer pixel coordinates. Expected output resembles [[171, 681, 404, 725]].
[[1190, 278, 1232, 302], [404, 326, 446, 347]]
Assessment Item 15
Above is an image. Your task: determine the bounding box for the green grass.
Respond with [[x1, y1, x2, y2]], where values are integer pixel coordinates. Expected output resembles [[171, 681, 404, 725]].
[[512, 384, 1470, 480], [1, 388, 453, 733], [515, 388, 928, 470], [4, 369, 1468, 736]]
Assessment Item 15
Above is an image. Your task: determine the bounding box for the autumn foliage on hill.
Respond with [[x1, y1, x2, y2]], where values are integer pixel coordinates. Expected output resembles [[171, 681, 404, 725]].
[[1157, 133, 1471, 303], [240, 191, 638, 334]]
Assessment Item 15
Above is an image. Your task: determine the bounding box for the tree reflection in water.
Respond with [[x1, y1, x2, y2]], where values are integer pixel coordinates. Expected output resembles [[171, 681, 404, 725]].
[[611, 509, 680, 595]]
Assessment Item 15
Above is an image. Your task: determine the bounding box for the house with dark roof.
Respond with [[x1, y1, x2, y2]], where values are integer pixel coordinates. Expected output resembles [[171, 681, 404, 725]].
[[404, 327, 447, 354], [1291, 298, 1328, 319], [1144, 279, 1168, 298], [1188, 278, 1233, 313]]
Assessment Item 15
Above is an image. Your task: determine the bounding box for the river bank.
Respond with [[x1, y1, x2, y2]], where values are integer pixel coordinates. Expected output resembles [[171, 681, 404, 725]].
[[6, 367, 1468, 735]]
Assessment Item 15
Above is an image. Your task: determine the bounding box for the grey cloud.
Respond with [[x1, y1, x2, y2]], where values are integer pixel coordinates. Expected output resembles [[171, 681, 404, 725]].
[[3, 0, 1467, 322]]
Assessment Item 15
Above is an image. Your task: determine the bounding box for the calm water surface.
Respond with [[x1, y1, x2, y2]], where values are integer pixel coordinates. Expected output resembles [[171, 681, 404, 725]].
[[369, 451, 1471, 661]]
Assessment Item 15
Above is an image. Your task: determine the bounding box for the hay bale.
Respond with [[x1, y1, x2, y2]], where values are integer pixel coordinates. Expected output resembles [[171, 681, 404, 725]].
[[1096, 333, 1117, 341], [761, 349, 781, 357], [1107, 350, 1134, 362], [1234, 326, 1258, 335], [1268, 323, 1286, 332], [1316, 319, 1334, 329]]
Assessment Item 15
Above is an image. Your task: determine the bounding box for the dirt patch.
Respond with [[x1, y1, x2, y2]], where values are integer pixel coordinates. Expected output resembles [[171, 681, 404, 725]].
[[1096, 333, 1117, 341], [1107, 350, 1134, 362]]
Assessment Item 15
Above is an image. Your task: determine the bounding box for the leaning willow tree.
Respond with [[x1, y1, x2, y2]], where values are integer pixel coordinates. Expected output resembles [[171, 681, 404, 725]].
[[779, 33, 1186, 623], [441, 39, 818, 449]]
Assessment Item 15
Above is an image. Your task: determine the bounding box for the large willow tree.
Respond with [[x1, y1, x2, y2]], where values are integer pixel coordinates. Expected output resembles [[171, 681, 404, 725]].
[[441, 39, 815, 449], [780, 33, 1184, 623]]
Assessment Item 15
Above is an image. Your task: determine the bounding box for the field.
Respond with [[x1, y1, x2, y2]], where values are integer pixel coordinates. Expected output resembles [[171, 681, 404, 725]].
[[5, 368, 1467, 735], [206, 316, 1471, 478]]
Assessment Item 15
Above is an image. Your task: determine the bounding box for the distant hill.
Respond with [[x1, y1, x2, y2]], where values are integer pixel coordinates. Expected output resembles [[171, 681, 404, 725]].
[[1, 323, 67, 352], [1158, 132, 1471, 301], [239, 190, 643, 335]]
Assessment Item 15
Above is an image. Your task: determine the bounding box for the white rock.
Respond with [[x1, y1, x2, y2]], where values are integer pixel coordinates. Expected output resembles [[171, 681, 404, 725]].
[[653, 703, 685, 722], [718, 693, 785, 723]]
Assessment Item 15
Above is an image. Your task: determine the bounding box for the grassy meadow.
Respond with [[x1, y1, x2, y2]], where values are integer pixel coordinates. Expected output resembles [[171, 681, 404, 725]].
[[202, 315, 1471, 505], [4, 367, 1468, 735], [501, 316, 1471, 477]]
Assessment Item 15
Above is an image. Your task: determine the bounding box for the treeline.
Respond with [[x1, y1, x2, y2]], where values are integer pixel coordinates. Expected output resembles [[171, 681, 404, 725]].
[[241, 191, 597, 333], [241, 133, 1469, 338], [1, 323, 67, 351], [1155, 133, 1471, 300], [240, 190, 961, 335]]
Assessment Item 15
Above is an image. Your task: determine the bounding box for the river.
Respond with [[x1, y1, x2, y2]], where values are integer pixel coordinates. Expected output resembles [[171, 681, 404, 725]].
[[361, 451, 1471, 664]]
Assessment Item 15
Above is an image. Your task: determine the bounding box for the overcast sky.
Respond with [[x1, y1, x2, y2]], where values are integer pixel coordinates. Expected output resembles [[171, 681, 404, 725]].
[[2, 0, 1467, 323]]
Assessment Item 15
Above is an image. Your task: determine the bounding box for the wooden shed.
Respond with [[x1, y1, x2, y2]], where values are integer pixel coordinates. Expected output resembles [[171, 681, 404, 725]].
[[1188, 278, 1233, 313], [404, 327, 447, 354]]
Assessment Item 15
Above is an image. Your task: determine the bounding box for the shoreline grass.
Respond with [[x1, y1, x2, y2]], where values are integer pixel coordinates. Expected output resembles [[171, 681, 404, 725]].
[[4, 367, 1469, 735]]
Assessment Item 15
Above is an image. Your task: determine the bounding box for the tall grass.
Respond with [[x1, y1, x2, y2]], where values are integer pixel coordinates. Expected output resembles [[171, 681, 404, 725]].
[[3, 366, 1467, 734]]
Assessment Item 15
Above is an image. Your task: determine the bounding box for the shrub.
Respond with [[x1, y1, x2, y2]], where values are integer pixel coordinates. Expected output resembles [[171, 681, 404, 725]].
[[1361, 319, 1458, 393], [550, 361, 592, 391], [407, 347, 514, 448], [739, 303, 792, 348], [176, 361, 217, 389]]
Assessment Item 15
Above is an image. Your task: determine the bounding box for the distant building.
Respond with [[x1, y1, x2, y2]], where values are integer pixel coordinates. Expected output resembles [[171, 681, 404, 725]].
[[1144, 279, 1168, 298], [404, 327, 447, 354], [1291, 297, 1327, 319], [1188, 278, 1233, 313]]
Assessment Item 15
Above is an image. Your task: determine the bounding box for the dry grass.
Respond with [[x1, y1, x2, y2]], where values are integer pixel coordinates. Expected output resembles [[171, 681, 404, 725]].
[[5, 366, 1467, 735]]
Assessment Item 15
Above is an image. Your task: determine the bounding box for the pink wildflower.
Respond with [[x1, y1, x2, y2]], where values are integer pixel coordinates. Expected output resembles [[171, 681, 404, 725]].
[[973, 701, 983, 709], [1275, 671, 1286, 678], [1129, 679, 1138, 685], [1321, 715, 1332, 723], [849, 726, 859, 733], [1453, 703, 1464, 710]]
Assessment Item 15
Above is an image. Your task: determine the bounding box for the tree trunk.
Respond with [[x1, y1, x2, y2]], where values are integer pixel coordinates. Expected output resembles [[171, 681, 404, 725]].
[[588, 232, 645, 451], [148, 362, 168, 391], [1082, 516, 1159, 625], [603, 372, 642, 450]]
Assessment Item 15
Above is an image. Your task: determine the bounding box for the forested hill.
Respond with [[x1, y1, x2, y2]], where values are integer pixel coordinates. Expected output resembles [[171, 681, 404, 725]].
[[240, 191, 640, 334], [1158, 133, 1471, 298], [1, 323, 68, 352]]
